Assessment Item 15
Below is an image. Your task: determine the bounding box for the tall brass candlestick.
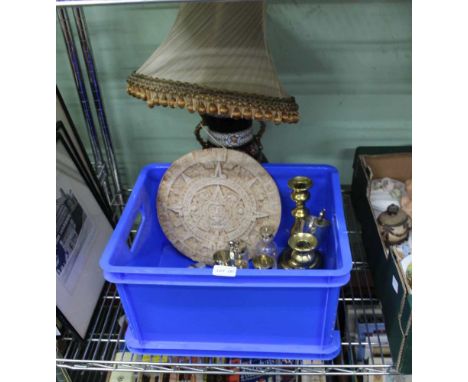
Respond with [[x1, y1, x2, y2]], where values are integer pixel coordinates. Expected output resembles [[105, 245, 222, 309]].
[[289, 176, 313, 235]]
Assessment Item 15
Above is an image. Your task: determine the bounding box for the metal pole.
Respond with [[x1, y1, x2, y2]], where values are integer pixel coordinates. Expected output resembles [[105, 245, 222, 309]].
[[73, 7, 124, 209], [57, 7, 113, 207], [56, 0, 250, 8]]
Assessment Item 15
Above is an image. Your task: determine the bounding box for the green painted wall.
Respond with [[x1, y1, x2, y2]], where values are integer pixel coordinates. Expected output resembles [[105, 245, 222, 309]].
[[56, 0, 411, 188]]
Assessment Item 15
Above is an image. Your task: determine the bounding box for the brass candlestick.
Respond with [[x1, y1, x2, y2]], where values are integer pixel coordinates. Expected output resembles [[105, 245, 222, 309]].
[[278, 176, 323, 269], [279, 232, 321, 270], [288, 176, 313, 235], [228, 240, 249, 269], [278, 176, 312, 267], [213, 249, 232, 266]]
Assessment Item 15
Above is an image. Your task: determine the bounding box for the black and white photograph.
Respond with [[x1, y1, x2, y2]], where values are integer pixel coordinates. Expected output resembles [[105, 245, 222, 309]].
[[56, 187, 94, 291], [56, 88, 113, 221], [56, 134, 112, 340]]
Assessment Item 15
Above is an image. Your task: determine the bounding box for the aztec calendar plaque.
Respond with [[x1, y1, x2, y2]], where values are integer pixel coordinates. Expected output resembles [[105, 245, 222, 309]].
[[156, 148, 281, 264]]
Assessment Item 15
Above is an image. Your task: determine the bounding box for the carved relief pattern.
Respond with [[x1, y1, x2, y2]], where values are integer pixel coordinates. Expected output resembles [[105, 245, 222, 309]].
[[157, 149, 281, 264]]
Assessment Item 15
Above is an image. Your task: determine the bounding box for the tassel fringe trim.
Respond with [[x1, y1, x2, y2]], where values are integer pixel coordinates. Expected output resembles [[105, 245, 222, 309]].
[[127, 72, 300, 124]]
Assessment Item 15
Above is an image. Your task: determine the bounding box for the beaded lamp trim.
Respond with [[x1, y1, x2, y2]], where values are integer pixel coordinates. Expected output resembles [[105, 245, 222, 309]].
[[206, 126, 254, 148], [127, 72, 300, 124]]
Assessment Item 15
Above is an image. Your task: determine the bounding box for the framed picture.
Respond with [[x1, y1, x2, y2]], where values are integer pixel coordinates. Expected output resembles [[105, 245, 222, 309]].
[[56, 88, 113, 222], [56, 90, 114, 341]]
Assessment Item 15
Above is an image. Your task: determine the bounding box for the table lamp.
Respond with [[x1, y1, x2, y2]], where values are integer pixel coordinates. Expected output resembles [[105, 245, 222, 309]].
[[127, 0, 299, 162]]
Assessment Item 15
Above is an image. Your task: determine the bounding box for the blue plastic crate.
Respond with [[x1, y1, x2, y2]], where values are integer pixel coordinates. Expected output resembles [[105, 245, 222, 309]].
[[100, 163, 352, 360]]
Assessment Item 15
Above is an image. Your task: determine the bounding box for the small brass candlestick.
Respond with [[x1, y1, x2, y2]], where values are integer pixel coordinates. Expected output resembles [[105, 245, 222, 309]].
[[213, 249, 232, 266], [252, 254, 275, 269], [279, 232, 321, 270], [228, 240, 249, 269]]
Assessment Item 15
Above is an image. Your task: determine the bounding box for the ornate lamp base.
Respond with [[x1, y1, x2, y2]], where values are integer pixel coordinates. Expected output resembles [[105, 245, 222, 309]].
[[195, 115, 268, 163]]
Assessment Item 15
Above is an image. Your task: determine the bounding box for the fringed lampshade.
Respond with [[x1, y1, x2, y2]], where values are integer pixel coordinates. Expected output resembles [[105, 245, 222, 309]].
[[127, 0, 299, 125]]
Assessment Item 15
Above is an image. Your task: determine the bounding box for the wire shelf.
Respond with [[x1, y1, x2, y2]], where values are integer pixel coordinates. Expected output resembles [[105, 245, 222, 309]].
[[56, 191, 398, 380]]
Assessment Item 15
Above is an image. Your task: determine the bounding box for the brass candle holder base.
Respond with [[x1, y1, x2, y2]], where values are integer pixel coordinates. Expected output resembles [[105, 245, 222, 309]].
[[279, 232, 322, 270], [252, 254, 275, 269], [279, 249, 322, 270], [213, 249, 232, 266]]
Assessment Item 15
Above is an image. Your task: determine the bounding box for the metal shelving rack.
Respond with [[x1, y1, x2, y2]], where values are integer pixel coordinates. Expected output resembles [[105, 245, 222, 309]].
[[56, 192, 397, 379], [56, 0, 399, 379]]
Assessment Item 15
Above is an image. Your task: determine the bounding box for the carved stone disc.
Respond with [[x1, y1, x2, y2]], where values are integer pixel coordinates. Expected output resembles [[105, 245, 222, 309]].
[[156, 148, 281, 264]]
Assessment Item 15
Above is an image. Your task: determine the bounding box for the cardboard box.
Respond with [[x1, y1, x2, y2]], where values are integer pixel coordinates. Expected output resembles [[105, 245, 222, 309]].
[[351, 146, 412, 374]]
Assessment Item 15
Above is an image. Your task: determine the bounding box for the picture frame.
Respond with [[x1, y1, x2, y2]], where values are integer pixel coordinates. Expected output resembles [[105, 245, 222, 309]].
[[56, 90, 114, 341], [56, 121, 114, 225], [56, 88, 113, 222]]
